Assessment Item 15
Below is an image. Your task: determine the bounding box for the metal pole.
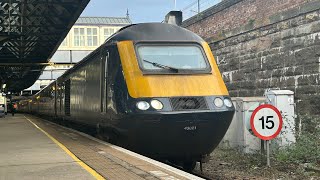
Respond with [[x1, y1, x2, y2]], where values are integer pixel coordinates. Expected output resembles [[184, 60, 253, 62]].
[[198, 0, 200, 13], [266, 140, 270, 167], [260, 139, 264, 163], [174, 0, 177, 10]]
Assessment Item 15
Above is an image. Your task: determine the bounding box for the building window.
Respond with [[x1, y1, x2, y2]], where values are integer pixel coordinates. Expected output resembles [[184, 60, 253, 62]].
[[74, 28, 85, 46], [61, 37, 68, 47], [74, 27, 98, 47], [104, 28, 115, 40], [87, 28, 98, 46]]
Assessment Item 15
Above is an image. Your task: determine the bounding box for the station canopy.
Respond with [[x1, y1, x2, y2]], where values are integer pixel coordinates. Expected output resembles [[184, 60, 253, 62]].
[[0, 0, 90, 92]]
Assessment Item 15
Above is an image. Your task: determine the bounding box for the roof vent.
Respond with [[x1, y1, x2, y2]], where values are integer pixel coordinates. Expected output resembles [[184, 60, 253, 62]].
[[165, 11, 182, 26]]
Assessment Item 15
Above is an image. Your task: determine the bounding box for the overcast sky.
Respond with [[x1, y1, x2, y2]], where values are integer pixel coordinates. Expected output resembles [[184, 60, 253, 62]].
[[81, 0, 195, 23]]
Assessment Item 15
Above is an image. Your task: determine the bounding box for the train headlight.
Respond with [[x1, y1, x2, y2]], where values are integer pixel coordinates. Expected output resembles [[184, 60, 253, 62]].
[[136, 101, 150, 110], [214, 97, 224, 108], [224, 98, 233, 108], [151, 99, 163, 110]]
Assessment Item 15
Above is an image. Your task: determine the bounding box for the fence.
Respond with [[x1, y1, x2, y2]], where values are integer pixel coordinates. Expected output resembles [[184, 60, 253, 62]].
[[182, 0, 222, 20]]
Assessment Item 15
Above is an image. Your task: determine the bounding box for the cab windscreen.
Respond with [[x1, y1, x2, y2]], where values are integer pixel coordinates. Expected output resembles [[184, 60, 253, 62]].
[[136, 44, 211, 74]]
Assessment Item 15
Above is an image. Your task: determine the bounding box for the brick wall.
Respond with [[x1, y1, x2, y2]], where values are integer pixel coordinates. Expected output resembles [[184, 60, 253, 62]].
[[183, 0, 320, 115]]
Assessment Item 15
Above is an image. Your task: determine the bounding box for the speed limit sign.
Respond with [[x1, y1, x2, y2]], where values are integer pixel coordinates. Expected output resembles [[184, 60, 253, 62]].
[[250, 104, 283, 140]]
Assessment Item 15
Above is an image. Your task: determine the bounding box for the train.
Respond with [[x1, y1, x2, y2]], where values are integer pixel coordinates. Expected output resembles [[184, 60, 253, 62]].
[[18, 22, 235, 171]]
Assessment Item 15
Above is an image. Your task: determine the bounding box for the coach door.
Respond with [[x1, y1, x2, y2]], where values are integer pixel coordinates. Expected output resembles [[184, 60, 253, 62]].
[[56, 82, 63, 117], [101, 47, 109, 113], [64, 79, 71, 116]]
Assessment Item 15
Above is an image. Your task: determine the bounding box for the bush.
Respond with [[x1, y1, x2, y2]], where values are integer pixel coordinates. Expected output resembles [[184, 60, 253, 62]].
[[275, 115, 320, 164]]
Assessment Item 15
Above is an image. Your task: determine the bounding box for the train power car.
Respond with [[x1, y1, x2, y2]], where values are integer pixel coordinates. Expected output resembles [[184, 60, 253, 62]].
[[19, 23, 235, 170]]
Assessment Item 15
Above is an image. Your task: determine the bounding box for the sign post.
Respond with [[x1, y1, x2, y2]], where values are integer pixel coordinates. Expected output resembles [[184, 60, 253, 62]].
[[250, 104, 283, 167]]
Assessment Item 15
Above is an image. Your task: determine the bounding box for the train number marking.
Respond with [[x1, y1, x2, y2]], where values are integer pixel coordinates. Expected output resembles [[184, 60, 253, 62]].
[[184, 126, 197, 131]]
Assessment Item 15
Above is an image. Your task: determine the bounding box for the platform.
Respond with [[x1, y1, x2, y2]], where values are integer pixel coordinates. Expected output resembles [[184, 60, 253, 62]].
[[0, 114, 203, 180]]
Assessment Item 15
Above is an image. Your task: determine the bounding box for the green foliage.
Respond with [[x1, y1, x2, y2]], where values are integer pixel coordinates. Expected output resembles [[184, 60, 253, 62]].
[[275, 133, 320, 163], [275, 115, 320, 164], [248, 19, 255, 26]]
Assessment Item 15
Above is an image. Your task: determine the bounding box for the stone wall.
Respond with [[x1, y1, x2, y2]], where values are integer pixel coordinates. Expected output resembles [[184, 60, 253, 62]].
[[183, 0, 320, 115]]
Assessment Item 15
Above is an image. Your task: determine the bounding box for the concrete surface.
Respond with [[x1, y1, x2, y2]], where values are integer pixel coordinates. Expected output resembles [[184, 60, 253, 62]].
[[0, 114, 95, 180]]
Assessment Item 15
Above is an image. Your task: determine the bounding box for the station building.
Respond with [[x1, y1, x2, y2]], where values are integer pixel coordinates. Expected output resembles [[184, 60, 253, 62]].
[[23, 16, 131, 94]]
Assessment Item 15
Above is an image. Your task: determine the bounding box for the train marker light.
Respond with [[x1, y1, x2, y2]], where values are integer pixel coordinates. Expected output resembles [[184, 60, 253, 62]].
[[214, 97, 223, 108], [151, 99, 163, 110], [224, 98, 233, 108], [136, 101, 150, 110]]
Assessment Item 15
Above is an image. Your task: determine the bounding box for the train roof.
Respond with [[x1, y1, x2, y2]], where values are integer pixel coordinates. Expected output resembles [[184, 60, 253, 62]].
[[32, 80, 56, 98], [108, 23, 204, 43], [56, 23, 205, 81]]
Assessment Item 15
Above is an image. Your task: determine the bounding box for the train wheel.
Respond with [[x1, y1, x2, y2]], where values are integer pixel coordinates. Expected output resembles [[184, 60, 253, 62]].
[[182, 161, 196, 172]]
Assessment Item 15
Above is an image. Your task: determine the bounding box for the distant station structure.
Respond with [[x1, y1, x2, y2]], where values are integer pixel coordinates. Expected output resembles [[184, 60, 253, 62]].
[[22, 16, 131, 95], [0, 0, 91, 93]]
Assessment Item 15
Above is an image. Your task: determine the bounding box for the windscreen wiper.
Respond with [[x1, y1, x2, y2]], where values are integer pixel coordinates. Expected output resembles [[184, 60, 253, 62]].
[[143, 59, 179, 73]]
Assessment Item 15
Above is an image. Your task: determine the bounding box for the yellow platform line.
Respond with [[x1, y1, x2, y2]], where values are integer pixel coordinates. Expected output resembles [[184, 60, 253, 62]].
[[24, 115, 105, 180]]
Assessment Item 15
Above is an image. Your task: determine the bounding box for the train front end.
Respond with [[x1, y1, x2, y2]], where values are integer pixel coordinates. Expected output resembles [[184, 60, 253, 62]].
[[114, 23, 235, 169]]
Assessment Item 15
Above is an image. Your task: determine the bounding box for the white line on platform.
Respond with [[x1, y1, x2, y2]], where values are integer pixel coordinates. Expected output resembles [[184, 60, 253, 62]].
[[88, 136, 205, 180]]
